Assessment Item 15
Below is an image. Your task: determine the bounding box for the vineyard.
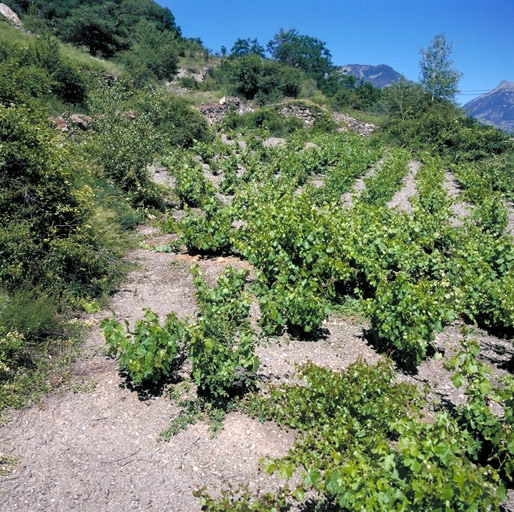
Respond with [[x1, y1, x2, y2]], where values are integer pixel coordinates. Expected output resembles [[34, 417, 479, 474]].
[[99, 129, 514, 510], [1, 9, 514, 509]]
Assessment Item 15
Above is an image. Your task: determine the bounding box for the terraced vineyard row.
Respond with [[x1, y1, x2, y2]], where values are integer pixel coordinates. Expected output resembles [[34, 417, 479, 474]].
[[109, 131, 514, 509]]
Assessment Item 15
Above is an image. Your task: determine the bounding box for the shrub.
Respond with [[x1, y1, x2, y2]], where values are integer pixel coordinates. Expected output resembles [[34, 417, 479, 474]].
[[0, 103, 113, 296], [241, 360, 504, 511], [102, 309, 189, 386], [179, 200, 235, 255], [189, 265, 259, 401], [135, 91, 210, 148]]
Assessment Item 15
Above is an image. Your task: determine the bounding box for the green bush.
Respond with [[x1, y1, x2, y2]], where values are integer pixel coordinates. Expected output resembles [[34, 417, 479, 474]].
[[119, 19, 179, 83], [189, 265, 259, 401], [101, 265, 259, 400], [214, 55, 306, 104], [135, 91, 210, 148], [0, 103, 113, 296], [164, 150, 215, 207], [448, 340, 514, 486], [0, 287, 60, 341], [179, 200, 235, 255], [369, 274, 456, 371], [0, 35, 87, 105], [0, 330, 26, 385], [241, 360, 504, 511], [102, 309, 189, 386]]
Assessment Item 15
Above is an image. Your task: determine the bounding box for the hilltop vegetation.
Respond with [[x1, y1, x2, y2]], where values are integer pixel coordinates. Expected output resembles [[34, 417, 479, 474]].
[[1, 2, 514, 510]]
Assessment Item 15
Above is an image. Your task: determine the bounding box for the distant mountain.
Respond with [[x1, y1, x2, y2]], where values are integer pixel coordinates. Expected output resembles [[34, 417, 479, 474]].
[[338, 64, 405, 89], [464, 81, 514, 133]]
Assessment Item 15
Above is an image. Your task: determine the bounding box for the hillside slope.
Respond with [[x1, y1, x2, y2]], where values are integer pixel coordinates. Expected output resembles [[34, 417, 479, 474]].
[[464, 80, 514, 133]]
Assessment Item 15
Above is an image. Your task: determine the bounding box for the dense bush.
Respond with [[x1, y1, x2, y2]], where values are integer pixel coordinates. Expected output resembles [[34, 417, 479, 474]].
[[0, 35, 87, 105], [213, 54, 306, 104], [119, 19, 179, 83], [134, 91, 210, 148], [90, 107, 162, 208], [223, 108, 304, 137], [382, 83, 509, 162], [0, 103, 113, 296], [6, 0, 181, 58]]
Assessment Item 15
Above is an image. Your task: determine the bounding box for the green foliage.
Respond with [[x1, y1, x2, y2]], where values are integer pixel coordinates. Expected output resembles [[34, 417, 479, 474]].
[[267, 28, 333, 85], [90, 108, 161, 208], [223, 108, 304, 137], [448, 339, 514, 485], [119, 19, 179, 82], [8, 0, 181, 59], [419, 33, 462, 102], [471, 195, 509, 236], [134, 91, 210, 149], [0, 287, 60, 341], [230, 134, 380, 334], [86, 82, 208, 208], [453, 154, 514, 203], [236, 187, 346, 335], [230, 38, 265, 58], [0, 330, 26, 386], [101, 265, 259, 401], [382, 80, 508, 163], [163, 150, 215, 207], [158, 394, 200, 440], [0, 34, 86, 105], [178, 200, 235, 255], [101, 309, 188, 386], [369, 273, 456, 370], [194, 484, 288, 512], [0, 103, 114, 296], [242, 360, 504, 511], [360, 148, 410, 206], [189, 265, 259, 401], [215, 55, 306, 104], [328, 79, 383, 112]]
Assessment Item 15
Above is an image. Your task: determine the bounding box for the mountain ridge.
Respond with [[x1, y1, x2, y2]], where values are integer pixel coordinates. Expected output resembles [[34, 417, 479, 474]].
[[338, 63, 405, 89], [464, 80, 514, 133]]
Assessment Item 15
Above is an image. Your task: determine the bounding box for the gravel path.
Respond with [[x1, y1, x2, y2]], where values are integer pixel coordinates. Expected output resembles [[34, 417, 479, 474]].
[[341, 159, 381, 207], [443, 171, 473, 227], [386, 159, 421, 213]]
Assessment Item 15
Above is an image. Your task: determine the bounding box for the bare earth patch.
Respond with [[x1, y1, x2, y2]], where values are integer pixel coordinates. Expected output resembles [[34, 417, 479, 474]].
[[443, 171, 473, 226], [387, 159, 421, 213], [341, 159, 381, 207]]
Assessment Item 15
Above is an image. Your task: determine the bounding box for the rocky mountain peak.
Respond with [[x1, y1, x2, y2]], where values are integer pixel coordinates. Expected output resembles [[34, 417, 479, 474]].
[[464, 80, 514, 133]]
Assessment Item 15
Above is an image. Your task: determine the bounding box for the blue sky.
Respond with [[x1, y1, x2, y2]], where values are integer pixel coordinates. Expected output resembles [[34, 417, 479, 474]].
[[160, 0, 514, 105]]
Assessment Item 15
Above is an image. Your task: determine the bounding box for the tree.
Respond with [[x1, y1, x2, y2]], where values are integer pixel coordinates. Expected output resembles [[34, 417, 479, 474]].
[[267, 28, 333, 85], [120, 19, 179, 81], [230, 38, 265, 58], [383, 80, 428, 121], [63, 3, 125, 57], [419, 33, 462, 102]]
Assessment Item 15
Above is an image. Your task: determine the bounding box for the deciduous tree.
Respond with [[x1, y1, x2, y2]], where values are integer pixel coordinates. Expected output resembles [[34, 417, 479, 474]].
[[419, 33, 462, 102], [267, 28, 333, 85]]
